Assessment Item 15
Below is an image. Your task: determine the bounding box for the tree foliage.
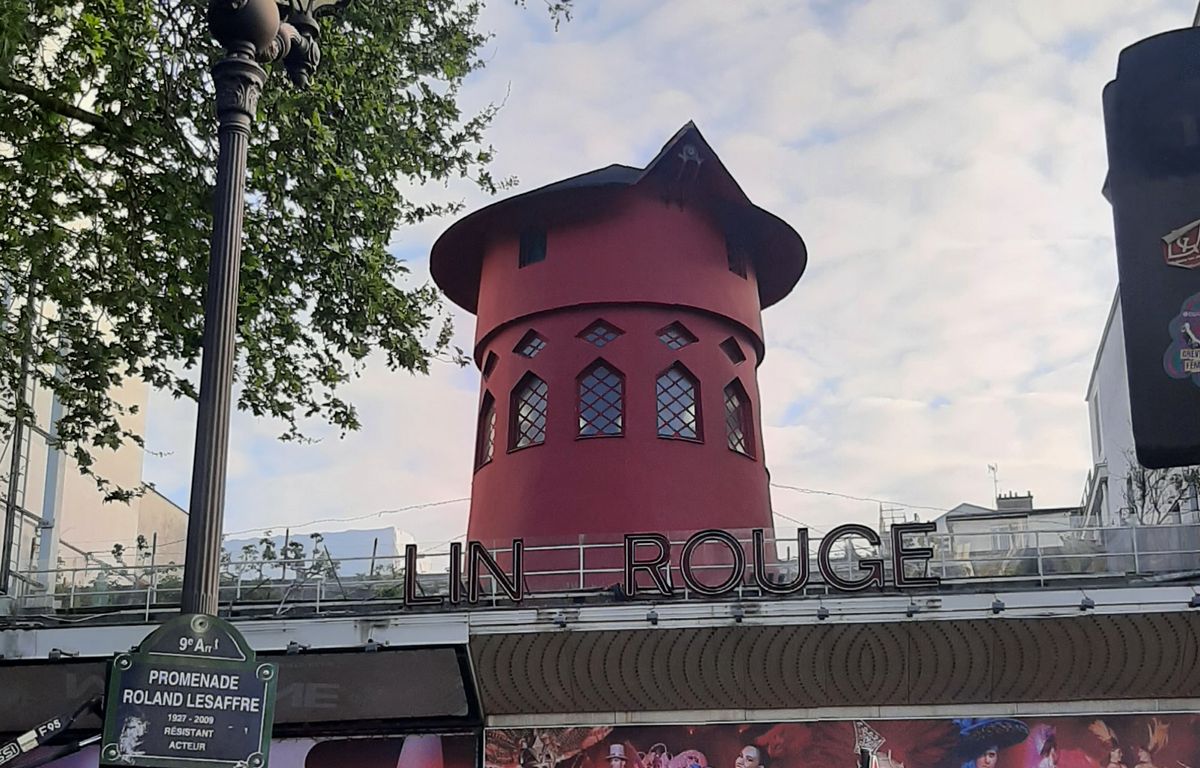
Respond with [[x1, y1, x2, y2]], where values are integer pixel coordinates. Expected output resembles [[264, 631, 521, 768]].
[[0, 0, 562, 500]]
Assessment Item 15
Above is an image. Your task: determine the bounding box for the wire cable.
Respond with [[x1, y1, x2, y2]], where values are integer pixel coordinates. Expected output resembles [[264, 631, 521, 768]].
[[770, 482, 950, 514]]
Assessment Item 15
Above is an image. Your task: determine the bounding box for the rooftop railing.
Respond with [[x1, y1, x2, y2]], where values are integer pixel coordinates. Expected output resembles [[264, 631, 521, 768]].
[[5, 521, 1199, 620]]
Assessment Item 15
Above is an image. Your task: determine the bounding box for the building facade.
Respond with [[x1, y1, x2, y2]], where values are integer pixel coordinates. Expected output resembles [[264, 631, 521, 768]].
[[1, 320, 187, 603]]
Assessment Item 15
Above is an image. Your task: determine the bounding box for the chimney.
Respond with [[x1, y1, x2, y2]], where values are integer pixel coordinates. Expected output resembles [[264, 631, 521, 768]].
[[995, 491, 1034, 511]]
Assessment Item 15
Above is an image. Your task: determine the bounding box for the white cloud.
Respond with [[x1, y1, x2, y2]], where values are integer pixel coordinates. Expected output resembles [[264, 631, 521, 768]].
[[145, 0, 1195, 545]]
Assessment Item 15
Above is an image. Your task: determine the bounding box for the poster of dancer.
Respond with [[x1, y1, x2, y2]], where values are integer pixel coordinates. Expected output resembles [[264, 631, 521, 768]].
[[487, 715, 1200, 768]]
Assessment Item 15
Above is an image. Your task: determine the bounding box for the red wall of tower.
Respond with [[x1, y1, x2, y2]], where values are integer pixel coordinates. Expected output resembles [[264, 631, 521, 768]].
[[466, 187, 776, 549]]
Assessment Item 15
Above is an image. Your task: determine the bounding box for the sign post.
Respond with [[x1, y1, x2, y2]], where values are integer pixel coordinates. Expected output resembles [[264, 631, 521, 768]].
[[100, 614, 276, 768]]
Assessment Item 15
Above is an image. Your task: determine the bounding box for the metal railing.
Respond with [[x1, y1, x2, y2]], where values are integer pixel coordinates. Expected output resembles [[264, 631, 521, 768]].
[[7, 521, 1200, 617]]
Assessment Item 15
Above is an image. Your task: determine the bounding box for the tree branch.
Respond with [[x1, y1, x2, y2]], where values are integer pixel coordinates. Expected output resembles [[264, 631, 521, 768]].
[[0, 74, 129, 139]]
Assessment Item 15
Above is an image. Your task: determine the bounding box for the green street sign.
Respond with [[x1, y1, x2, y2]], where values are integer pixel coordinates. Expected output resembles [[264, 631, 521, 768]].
[[100, 614, 276, 768]]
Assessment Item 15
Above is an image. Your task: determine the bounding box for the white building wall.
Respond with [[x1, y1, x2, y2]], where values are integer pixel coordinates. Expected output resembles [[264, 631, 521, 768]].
[[1084, 293, 1135, 527]]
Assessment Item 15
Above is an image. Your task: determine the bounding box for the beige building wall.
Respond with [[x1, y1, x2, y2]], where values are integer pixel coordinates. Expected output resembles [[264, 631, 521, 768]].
[[3, 338, 186, 594], [54, 376, 149, 576], [137, 487, 188, 569]]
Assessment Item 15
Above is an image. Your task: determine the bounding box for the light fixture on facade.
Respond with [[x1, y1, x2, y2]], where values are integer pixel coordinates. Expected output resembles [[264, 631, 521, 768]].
[[906, 601, 920, 618], [286, 640, 308, 655], [554, 610, 568, 628], [1189, 593, 1200, 608], [646, 608, 659, 626], [730, 604, 745, 623], [816, 604, 830, 621], [991, 598, 1006, 615], [1079, 595, 1096, 611]]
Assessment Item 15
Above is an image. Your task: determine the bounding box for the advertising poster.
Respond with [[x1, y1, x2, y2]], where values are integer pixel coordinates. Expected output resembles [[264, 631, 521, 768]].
[[28, 733, 476, 768], [487, 715, 1200, 768]]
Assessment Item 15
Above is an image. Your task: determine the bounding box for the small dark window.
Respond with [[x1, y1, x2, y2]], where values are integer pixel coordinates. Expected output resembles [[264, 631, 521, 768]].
[[515, 330, 546, 358], [519, 228, 546, 268], [657, 322, 697, 350], [578, 360, 624, 437], [482, 351, 499, 379], [724, 380, 754, 457], [475, 393, 496, 468], [726, 236, 748, 278], [510, 373, 548, 450], [720, 337, 746, 364], [579, 320, 623, 348], [657, 364, 701, 441]]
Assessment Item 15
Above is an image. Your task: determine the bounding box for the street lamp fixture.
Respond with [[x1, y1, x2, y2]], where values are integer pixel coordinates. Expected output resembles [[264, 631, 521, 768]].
[[180, 0, 349, 616]]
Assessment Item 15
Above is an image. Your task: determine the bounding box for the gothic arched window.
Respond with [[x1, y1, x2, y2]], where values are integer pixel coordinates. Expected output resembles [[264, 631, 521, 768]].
[[578, 360, 624, 437], [724, 379, 754, 457], [510, 373, 548, 450], [656, 364, 701, 441], [475, 392, 496, 468]]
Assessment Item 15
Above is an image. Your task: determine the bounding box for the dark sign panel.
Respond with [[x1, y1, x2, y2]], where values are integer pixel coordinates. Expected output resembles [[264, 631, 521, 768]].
[[100, 614, 276, 768], [0, 646, 475, 738], [1103, 27, 1200, 468]]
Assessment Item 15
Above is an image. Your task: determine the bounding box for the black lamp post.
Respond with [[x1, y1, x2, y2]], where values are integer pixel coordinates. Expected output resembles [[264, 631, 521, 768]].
[[180, 0, 348, 616]]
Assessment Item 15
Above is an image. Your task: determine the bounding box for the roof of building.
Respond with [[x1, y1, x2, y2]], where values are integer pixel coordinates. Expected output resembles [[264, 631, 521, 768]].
[[429, 121, 808, 313], [940, 502, 1083, 522]]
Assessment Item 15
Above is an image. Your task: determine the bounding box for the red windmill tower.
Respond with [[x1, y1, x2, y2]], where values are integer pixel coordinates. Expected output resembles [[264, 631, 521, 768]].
[[431, 123, 806, 584]]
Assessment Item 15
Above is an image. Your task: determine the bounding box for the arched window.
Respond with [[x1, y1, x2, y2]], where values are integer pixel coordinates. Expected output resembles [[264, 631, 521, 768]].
[[724, 379, 754, 457], [578, 360, 624, 437], [475, 392, 496, 469], [510, 373, 548, 450], [656, 364, 701, 441]]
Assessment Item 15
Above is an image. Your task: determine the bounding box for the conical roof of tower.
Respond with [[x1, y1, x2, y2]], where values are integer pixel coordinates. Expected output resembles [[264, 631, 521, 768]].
[[430, 122, 807, 313]]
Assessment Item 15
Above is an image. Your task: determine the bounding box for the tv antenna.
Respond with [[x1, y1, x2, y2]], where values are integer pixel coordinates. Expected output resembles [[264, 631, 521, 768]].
[[987, 464, 1000, 501]]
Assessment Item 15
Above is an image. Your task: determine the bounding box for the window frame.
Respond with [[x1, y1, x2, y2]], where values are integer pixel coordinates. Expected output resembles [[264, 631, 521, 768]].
[[578, 319, 625, 348], [509, 372, 549, 451], [719, 336, 746, 364], [655, 362, 703, 443], [656, 321, 698, 350], [514, 330, 546, 359], [576, 358, 625, 439], [475, 391, 497, 470], [726, 235, 748, 278], [723, 378, 755, 459], [519, 228, 547, 268]]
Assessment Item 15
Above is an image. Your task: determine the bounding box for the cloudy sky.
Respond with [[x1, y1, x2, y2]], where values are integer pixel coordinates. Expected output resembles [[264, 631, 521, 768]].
[[144, 0, 1193, 549]]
